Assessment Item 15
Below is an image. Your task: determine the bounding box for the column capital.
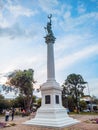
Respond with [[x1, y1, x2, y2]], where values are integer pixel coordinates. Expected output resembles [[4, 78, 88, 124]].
[[44, 35, 56, 44]]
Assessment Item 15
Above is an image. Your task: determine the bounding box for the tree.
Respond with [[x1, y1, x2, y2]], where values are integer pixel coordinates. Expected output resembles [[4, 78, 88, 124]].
[[3, 69, 35, 111], [64, 96, 76, 112], [10, 94, 36, 110], [0, 94, 5, 113], [0, 94, 11, 113], [62, 73, 87, 113], [36, 98, 42, 108], [0, 94, 4, 100], [79, 100, 87, 111], [92, 96, 98, 104]]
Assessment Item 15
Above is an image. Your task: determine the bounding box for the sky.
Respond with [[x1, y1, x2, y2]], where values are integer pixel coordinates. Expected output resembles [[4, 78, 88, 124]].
[[0, 0, 98, 98]]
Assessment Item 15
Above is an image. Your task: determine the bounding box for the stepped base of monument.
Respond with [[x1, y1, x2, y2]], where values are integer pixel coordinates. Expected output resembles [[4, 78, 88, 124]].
[[24, 107, 80, 128]]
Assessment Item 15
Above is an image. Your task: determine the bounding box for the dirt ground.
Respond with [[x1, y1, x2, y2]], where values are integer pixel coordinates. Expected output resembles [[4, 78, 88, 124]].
[[0, 114, 98, 130]]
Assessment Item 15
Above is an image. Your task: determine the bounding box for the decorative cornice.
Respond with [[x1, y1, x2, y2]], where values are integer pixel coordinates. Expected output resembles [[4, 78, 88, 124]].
[[44, 35, 56, 44]]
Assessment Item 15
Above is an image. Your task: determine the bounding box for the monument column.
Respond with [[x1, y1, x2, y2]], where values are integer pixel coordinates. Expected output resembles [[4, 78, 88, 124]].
[[24, 14, 79, 128], [44, 14, 56, 81], [47, 42, 55, 81]]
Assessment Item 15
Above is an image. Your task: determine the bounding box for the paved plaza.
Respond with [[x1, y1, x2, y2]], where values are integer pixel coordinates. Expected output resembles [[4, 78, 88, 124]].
[[0, 114, 98, 130]]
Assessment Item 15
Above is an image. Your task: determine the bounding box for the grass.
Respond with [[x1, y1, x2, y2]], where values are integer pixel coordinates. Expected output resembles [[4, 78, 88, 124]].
[[69, 112, 98, 115]]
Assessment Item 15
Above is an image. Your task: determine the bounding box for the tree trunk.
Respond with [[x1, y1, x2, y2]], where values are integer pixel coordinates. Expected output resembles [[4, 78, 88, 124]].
[[75, 86, 79, 114]]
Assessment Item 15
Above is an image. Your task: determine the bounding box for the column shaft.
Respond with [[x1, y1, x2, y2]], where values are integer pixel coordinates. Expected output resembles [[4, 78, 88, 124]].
[[47, 42, 55, 80]]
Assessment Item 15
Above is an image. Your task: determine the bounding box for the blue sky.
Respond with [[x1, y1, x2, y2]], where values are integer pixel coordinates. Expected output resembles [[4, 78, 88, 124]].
[[0, 0, 98, 98]]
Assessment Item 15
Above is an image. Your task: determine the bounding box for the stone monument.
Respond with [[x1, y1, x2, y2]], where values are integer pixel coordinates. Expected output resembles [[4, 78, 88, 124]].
[[24, 14, 79, 128]]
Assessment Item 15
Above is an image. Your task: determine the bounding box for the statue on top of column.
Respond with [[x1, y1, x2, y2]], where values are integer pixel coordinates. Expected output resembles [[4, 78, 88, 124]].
[[44, 14, 56, 44], [46, 14, 53, 36]]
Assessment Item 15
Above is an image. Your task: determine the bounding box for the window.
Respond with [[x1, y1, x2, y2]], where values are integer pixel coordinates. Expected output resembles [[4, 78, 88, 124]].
[[45, 95, 51, 104], [56, 95, 59, 104]]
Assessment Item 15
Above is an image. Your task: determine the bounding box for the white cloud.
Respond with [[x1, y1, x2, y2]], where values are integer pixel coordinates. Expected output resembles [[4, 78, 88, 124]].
[[1, 90, 18, 99], [0, 24, 24, 38], [0, 21, 43, 39], [60, 12, 98, 32], [0, 11, 10, 28], [84, 78, 98, 98], [0, 34, 46, 84], [0, 76, 7, 85], [3, 0, 38, 18], [0, 0, 38, 29], [55, 44, 98, 72], [38, 0, 59, 14], [8, 5, 37, 18], [55, 34, 86, 52], [64, 11, 71, 19], [89, 78, 98, 98], [77, 2, 86, 14]]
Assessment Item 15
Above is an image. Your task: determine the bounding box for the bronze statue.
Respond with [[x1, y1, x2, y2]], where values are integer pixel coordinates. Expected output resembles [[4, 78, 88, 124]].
[[44, 14, 56, 44], [45, 14, 53, 36]]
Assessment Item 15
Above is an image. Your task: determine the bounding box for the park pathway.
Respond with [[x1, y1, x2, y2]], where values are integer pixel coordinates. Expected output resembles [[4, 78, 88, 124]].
[[0, 114, 98, 130]]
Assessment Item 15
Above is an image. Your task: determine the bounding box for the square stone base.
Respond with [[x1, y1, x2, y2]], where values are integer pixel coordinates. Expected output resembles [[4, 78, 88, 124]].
[[24, 107, 80, 128]]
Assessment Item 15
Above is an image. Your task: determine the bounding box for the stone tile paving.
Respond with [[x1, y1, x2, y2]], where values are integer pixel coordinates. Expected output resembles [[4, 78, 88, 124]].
[[0, 115, 98, 130]]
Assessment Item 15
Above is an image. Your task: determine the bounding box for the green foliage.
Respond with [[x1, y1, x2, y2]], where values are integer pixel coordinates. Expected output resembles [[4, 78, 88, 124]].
[[36, 98, 42, 107], [79, 100, 87, 110], [92, 96, 98, 104], [8, 69, 35, 96], [3, 69, 36, 111], [62, 96, 76, 112], [0, 94, 12, 113], [62, 73, 87, 113], [62, 74, 86, 97], [12, 95, 26, 108], [0, 94, 4, 100]]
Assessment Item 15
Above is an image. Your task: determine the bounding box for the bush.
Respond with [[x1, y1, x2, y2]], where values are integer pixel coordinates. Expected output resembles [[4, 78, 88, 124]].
[[24, 112, 30, 116], [15, 111, 21, 115]]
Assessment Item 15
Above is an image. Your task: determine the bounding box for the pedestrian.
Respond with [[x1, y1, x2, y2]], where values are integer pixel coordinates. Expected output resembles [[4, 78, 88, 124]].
[[5, 109, 10, 121], [22, 109, 25, 117], [11, 108, 15, 121]]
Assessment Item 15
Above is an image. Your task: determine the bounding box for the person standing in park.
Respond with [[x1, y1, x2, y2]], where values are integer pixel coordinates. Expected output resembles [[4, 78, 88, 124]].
[[11, 108, 15, 121], [5, 109, 10, 121]]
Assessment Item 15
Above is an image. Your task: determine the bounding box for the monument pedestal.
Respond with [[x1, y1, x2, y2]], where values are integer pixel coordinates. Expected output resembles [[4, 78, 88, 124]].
[[24, 80, 79, 128]]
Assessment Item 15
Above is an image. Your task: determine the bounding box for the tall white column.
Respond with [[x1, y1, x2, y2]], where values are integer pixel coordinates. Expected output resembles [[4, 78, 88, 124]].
[[24, 14, 79, 128], [47, 42, 55, 80]]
